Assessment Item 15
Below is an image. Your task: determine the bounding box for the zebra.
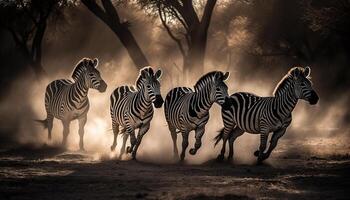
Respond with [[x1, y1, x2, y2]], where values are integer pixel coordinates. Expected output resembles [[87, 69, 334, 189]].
[[215, 66, 319, 164], [36, 58, 107, 151], [110, 67, 164, 160], [164, 71, 230, 161]]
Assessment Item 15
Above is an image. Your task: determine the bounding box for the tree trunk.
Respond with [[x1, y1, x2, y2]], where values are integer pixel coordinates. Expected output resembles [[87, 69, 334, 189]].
[[182, 0, 217, 80], [31, 19, 47, 79], [82, 0, 150, 69], [183, 35, 206, 80], [111, 26, 150, 68]]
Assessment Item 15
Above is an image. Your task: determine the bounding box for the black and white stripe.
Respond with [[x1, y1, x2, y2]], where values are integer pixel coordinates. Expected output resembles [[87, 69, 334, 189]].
[[215, 66, 319, 163], [110, 67, 163, 160], [37, 58, 107, 150], [164, 71, 230, 161]]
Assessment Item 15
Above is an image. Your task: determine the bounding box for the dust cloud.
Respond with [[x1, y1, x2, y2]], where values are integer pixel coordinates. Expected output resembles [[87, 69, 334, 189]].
[[0, 3, 349, 165], [1, 57, 348, 165]]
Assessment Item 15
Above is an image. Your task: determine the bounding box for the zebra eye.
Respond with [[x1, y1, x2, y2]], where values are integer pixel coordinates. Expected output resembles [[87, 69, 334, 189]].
[[89, 73, 94, 77]]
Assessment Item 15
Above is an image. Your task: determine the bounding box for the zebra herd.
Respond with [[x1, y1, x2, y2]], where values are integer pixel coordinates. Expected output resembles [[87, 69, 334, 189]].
[[37, 57, 319, 164]]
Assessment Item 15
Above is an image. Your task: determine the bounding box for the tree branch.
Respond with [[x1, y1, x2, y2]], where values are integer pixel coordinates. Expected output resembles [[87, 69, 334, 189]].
[[200, 0, 217, 32], [158, 3, 185, 57], [101, 0, 122, 27], [81, 0, 111, 27], [168, 5, 188, 31]]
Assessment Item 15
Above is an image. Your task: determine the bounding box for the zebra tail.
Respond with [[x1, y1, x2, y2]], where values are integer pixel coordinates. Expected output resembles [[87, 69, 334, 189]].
[[35, 119, 48, 129], [214, 128, 224, 147]]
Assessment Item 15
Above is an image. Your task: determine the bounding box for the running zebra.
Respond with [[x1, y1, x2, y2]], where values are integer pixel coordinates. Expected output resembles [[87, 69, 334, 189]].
[[215, 66, 319, 164], [165, 71, 230, 161], [36, 58, 107, 150], [110, 67, 163, 160]]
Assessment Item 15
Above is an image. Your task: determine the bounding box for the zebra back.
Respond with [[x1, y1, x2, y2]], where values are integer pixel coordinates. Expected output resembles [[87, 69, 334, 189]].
[[110, 85, 136, 106], [164, 87, 193, 120]]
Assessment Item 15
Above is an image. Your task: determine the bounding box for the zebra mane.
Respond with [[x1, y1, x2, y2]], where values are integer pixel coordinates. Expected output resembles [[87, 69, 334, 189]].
[[135, 66, 154, 89], [273, 67, 311, 96], [194, 71, 222, 91], [71, 58, 92, 81], [273, 74, 292, 96]]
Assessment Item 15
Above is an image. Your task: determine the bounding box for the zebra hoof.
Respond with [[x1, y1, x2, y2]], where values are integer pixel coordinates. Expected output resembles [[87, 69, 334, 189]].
[[216, 154, 224, 162], [254, 150, 260, 157], [110, 145, 116, 151], [189, 148, 197, 155], [256, 158, 264, 165], [126, 146, 132, 153], [179, 159, 186, 164]]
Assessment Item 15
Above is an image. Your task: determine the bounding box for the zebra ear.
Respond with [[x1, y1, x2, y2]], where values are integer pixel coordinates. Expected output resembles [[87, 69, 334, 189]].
[[304, 66, 311, 77], [143, 70, 151, 79], [155, 69, 162, 80], [82, 58, 89, 65], [93, 58, 99, 68], [223, 72, 230, 81]]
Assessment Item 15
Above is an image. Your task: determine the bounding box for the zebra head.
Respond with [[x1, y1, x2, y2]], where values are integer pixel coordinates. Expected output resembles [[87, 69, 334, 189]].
[[137, 67, 164, 108], [212, 71, 230, 105], [72, 58, 107, 93], [291, 66, 319, 105]]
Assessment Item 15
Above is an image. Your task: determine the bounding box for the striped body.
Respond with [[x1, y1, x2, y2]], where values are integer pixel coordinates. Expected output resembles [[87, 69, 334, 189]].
[[165, 87, 210, 132], [109, 67, 163, 160], [164, 71, 230, 161], [45, 79, 90, 121], [216, 67, 319, 163], [38, 58, 107, 150], [222, 92, 294, 135], [110, 85, 154, 134]]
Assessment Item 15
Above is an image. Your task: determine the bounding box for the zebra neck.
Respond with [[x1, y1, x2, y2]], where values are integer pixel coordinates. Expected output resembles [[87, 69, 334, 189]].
[[192, 86, 213, 117], [71, 78, 89, 104], [275, 85, 298, 119], [136, 85, 152, 109]]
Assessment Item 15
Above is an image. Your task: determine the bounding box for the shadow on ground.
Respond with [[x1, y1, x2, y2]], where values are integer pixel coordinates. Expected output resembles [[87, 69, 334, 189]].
[[0, 145, 349, 199]]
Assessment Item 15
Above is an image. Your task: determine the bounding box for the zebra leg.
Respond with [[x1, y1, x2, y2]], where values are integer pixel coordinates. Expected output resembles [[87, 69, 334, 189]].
[[61, 120, 71, 148], [256, 132, 269, 165], [126, 130, 136, 154], [118, 130, 128, 160], [227, 127, 244, 162], [78, 115, 87, 151], [180, 131, 189, 161], [189, 126, 205, 155], [169, 126, 179, 161], [132, 123, 150, 160], [47, 114, 54, 140], [111, 122, 119, 151], [263, 128, 287, 160], [216, 127, 232, 161]]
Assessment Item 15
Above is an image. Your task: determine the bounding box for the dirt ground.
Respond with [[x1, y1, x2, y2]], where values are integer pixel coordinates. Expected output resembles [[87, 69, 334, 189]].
[[0, 145, 349, 200]]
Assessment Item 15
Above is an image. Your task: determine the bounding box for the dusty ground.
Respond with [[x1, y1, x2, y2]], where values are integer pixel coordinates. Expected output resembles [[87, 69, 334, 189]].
[[0, 145, 349, 200]]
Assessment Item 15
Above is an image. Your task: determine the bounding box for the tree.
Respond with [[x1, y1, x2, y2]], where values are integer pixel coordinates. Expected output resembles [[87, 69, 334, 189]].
[[136, 0, 217, 77], [81, 0, 150, 69], [302, 0, 350, 51], [0, 0, 73, 79]]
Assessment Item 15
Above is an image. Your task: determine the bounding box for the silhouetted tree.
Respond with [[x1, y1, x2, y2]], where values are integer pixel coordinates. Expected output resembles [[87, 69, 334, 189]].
[[81, 0, 150, 69], [0, 0, 73, 79], [135, 0, 217, 77], [302, 0, 350, 52]]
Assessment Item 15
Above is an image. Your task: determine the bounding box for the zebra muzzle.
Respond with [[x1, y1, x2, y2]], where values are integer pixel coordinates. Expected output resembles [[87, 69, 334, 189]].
[[308, 90, 319, 105], [221, 96, 233, 110], [153, 95, 164, 108], [98, 80, 107, 92]]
